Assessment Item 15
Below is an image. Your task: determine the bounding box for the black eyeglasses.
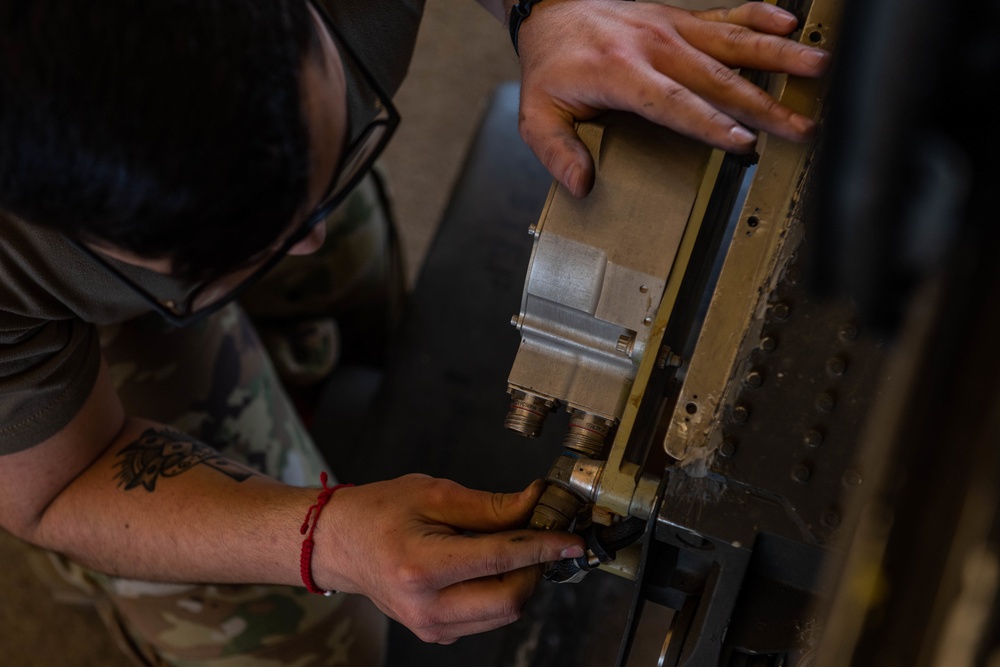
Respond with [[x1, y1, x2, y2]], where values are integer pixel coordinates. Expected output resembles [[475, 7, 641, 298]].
[[70, 0, 400, 326]]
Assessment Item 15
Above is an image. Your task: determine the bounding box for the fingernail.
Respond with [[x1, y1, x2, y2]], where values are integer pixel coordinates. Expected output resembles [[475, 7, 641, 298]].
[[790, 113, 816, 136], [560, 545, 585, 559], [730, 125, 757, 146], [771, 9, 797, 30], [801, 48, 829, 68], [564, 164, 581, 197]]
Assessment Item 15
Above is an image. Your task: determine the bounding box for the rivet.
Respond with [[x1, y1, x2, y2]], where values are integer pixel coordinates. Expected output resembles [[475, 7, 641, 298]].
[[822, 509, 842, 528], [804, 429, 824, 447], [816, 393, 835, 414], [842, 469, 863, 488], [772, 302, 791, 320], [639, 285, 649, 294], [827, 357, 847, 376], [745, 370, 764, 389], [719, 440, 737, 458], [732, 404, 750, 424], [791, 463, 812, 483], [643, 317, 653, 326], [759, 336, 777, 353], [510, 313, 523, 328], [839, 324, 859, 341]]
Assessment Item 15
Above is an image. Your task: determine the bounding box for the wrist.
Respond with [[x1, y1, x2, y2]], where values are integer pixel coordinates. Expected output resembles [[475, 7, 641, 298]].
[[509, 0, 541, 55], [298, 472, 353, 595], [303, 481, 358, 595]]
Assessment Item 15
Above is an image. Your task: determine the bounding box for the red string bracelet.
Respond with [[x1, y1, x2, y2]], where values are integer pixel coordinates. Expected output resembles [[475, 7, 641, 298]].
[[299, 471, 353, 596]]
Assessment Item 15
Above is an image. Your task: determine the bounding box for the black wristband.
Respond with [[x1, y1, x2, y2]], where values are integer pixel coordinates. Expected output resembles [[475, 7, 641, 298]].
[[509, 0, 545, 56]]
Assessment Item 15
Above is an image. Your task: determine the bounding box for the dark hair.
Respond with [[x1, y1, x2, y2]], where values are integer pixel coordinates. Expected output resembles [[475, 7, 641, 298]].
[[0, 0, 318, 279]]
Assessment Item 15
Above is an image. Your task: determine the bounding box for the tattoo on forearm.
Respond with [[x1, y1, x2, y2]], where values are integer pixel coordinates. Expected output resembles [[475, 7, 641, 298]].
[[115, 428, 254, 492]]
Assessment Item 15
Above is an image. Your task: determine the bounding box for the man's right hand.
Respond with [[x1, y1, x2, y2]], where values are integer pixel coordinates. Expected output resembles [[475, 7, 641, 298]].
[[314, 475, 585, 644]]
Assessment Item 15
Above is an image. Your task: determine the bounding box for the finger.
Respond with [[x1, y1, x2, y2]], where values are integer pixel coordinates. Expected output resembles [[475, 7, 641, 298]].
[[614, 64, 759, 153], [517, 100, 597, 198], [694, 3, 799, 36], [649, 45, 816, 141], [409, 567, 541, 643], [422, 478, 545, 532], [407, 528, 582, 590], [683, 24, 829, 77]]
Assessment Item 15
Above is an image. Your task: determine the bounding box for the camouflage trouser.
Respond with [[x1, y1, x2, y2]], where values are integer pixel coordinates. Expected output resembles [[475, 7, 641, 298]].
[[29, 171, 403, 667]]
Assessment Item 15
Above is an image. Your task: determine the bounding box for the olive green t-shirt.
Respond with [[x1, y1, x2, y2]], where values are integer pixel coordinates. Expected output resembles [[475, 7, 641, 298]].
[[0, 0, 425, 455]]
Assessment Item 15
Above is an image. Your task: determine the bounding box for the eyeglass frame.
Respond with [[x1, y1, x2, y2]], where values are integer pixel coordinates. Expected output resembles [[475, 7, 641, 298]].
[[67, 0, 400, 327]]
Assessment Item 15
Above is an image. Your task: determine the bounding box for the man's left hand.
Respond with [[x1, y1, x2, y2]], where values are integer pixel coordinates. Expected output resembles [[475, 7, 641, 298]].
[[514, 0, 831, 197]]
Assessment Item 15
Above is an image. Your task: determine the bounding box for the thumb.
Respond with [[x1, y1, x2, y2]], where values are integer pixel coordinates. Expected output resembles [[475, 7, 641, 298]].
[[429, 479, 547, 532], [518, 100, 596, 198]]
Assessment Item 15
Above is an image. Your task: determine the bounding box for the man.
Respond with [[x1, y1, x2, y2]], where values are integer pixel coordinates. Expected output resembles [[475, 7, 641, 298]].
[[0, 0, 828, 664]]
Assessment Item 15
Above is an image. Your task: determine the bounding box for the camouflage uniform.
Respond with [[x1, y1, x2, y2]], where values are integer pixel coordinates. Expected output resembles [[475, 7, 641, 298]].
[[28, 171, 402, 666]]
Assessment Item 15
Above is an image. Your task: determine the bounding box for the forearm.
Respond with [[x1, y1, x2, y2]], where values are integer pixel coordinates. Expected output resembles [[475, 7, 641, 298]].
[[26, 417, 315, 587], [1, 361, 583, 643]]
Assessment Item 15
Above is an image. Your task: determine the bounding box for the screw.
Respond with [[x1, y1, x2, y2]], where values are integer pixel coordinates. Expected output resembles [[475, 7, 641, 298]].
[[528, 223, 539, 237], [745, 370, 764, 389], [827, 357, 847, 376], [719, 440, 737, 457], [616, 334, 634, 355], [732, 404, 750, 424], [760, 336, 777, 353], [791, 463, 812, 483], [804, 429, 824, 447], [839, 324, 859, 341], [816, 393, 835, 414], [510, 313, 523, 328], [822, 509, 842, 528], [773, 302, 791, 320]]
